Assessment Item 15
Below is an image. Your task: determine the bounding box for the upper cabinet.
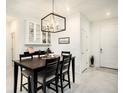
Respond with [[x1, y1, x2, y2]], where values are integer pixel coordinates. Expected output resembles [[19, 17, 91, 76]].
[[24, 20, 51, 45]]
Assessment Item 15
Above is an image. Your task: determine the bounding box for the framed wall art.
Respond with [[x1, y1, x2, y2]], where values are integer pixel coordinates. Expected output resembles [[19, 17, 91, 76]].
[[58, 37, 70, 44]]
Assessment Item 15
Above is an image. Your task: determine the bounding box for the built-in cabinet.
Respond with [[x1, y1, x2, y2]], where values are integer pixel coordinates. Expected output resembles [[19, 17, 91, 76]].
[[24, 20, 51, 45]]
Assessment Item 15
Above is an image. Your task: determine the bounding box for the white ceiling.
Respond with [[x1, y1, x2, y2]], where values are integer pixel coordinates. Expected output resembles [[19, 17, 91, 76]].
[[6, 0, 118, 21]]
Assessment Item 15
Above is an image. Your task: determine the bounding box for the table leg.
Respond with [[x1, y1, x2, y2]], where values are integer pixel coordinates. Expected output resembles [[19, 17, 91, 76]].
[[31, 70, 37, 93], [72, 57, 75, 83], [14, 63, 18, 93]]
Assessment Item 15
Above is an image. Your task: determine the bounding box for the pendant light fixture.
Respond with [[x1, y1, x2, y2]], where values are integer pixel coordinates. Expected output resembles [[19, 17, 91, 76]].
[[41, 0, 66, 33]]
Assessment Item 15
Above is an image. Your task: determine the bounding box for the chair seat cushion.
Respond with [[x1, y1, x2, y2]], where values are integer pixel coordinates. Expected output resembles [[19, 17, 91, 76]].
[[58, 65, 68, 74], [21, 69, 32, 77], [38, 71, 56, 82]]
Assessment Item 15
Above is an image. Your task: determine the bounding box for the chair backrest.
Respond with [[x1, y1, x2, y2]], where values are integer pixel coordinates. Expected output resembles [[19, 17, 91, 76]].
[[44, 57, 60, 79], [60, 54, 72, 74], [19, 54, 33, 61], [19, 54, 33, 71], [61, 51, 70, 56]]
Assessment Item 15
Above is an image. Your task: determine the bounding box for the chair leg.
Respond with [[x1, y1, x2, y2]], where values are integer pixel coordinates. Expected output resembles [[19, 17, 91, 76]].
[[20, 73, 23, 91], [60, 75, 64, 93], [47, 84, 50, 88], [55, 77, 58, 93], [63, 74, 65, 81], [43, 84, 46, 93], [28, 77, 31, 93], [68, 71, 71, 88]]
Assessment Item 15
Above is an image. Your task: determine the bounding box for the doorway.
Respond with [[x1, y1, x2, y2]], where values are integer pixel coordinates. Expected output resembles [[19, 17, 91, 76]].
[[6, 16, 16, 65], [81, 29, 89, 71], [100, 20, 118, 69]]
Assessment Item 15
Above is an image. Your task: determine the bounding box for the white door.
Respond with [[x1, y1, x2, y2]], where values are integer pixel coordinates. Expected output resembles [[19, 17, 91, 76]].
[[81, 29, 89, 71], [100, 21, 118, 69]]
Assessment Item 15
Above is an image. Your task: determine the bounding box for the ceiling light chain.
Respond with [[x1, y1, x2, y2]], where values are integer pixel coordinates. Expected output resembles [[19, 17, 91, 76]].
[[52, 0, 54, 13]]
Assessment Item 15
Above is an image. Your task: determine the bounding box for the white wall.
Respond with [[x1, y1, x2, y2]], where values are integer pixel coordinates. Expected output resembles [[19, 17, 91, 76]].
[[51, 13, 81, 73], [6, 21, 12, 65], [90, 18, 118, 67], [51, 13, 91, 73]]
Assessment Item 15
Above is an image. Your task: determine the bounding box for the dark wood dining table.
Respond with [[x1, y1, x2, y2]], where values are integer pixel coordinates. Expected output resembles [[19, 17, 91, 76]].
[[13, 55, 75, 93]]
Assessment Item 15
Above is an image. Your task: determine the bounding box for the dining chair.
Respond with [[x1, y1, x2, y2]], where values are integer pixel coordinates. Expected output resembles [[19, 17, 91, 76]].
[[59, 54, 72, 93], [38, 57, 60, 93], [61, 51, 70, 56], [19, 54, 33, 93], [19, 54, 42, 93]]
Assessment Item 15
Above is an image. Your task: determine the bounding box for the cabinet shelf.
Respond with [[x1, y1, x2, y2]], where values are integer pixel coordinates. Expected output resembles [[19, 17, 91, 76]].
[[24, 43, 51, 46]]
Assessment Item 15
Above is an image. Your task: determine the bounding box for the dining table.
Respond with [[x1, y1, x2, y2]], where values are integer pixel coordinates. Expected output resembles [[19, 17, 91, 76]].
[[13, 55, 75, 93]]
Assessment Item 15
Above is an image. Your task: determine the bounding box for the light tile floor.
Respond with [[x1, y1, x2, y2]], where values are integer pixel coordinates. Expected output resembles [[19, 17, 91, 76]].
[[6, 63, 118, 93]]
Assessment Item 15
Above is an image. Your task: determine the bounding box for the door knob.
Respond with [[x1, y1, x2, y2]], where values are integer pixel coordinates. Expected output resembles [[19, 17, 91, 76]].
[[100, 48, 103, 53], [81, 52, 84, 54]]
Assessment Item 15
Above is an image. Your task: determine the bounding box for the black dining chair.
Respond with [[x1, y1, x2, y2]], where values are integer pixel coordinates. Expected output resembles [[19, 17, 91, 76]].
[[58, 54, 72, 93], [61, 51, 70, 56], [38, 57, 60, 93], [19, 54, 33, 93], [19, 53, 42, 93]]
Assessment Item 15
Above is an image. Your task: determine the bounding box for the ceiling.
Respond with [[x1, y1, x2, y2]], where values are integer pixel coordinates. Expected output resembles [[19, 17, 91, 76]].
[[6, 0, 118, 21]]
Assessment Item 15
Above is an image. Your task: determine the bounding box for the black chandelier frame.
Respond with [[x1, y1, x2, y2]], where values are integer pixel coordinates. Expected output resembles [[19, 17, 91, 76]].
[[41, 13, 66, 33]]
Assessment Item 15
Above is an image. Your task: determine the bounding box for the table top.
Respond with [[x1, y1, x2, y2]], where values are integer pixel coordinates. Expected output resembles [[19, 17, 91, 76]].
[[13, 55, 60, 70], [13, 55, 75, 70]]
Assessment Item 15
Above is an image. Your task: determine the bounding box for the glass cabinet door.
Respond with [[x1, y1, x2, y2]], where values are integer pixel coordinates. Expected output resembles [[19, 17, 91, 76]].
[[42, 32, 46, 43], [35, 24, 41, 42], [25, 20, 51, 45], [48, 32, 51, 43], [29, 22, 34, 42]]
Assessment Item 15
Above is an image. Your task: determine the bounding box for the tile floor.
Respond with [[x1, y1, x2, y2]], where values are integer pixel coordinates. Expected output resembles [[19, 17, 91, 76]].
[[6, 63, 118, 93]]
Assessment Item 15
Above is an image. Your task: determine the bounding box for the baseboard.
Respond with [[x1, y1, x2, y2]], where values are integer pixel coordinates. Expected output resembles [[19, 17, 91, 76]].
[[81, 68, 87, 73], [100, 66, 118, 70]]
